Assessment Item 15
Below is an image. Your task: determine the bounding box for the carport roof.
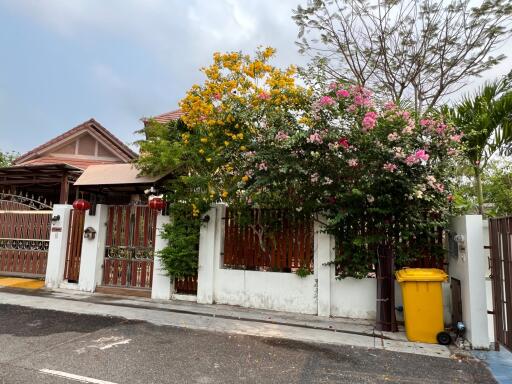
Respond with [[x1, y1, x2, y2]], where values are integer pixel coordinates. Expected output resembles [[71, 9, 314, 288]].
[[74, 163, 169, 186]]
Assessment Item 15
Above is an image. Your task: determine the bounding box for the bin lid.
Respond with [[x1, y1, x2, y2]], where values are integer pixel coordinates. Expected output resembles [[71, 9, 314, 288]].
[[395, 268, 448, 282]]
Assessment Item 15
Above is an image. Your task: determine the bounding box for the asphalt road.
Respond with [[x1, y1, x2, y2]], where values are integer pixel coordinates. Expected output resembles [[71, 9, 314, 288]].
[[0, 304, 496, 384]]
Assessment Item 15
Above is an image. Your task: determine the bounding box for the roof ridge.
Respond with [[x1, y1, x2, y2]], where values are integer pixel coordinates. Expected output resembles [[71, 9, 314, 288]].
[[14, 119, 137, 165]]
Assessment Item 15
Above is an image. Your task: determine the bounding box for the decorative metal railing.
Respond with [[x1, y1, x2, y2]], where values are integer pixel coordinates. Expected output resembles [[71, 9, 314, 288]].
[[0, 190, 53, 211]]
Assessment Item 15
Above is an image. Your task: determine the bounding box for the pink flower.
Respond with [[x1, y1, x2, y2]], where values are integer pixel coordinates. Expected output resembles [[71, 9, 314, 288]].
[[307, 132, 323, 144], [436, 183, 445, 192], [336, 89, 350, 98], [258, 162, 268, 171], [387, 132, 399, 141], [329, 82, 338, 90], [347, 104, 357, 113], [362, 111, 378, 130], [415, 149, 430, 162], [319, 96, 335, 106], [348, 158, 358, 167], [420, 119, 431, 127], [383, 162, 398, 172], [384, 101, 397, 110], [275, 131, 290, 141], [405, 155, 418, 166], [258, 92, 270, 100], [450, 134, 462, 142], [402, 125, 414, 135], [400, 111, 411, 120], [213, 93, 222, 100], [338, 137, 350, 149], [435, 124, 447, 134]]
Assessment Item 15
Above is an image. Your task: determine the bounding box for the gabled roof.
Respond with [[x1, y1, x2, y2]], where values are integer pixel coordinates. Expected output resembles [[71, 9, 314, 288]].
[[142, 109, 183, 125], [13, 118, 138, 165]]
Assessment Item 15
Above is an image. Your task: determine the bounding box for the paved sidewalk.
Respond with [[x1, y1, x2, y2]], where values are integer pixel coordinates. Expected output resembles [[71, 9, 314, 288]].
[[0, 287, 452, 359]]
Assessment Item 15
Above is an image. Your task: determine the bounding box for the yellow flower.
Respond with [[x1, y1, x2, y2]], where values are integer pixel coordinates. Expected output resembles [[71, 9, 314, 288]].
[[222, 190, 229, 198], [242, 175, 249, 182], [206, 158, 212, 163], [237, 133, 244, 140], [199, 149, 205, 154], [240, 145, 247, 151], [200, 137, 208, 143], [224, 141, 230, 147]]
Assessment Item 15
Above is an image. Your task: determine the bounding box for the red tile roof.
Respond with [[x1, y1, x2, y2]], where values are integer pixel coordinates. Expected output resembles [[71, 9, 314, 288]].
[[143, 109, 183, 125], [14, 118, 138, 165]]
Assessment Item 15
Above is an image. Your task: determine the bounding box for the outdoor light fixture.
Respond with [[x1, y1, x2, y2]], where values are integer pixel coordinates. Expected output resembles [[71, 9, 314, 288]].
[[51, 215, 61, 222], [201, 214, 210, 223], [72, 199, 91, 211]]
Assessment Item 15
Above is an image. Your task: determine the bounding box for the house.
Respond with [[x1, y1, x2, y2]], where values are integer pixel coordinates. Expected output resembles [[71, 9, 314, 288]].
[[1, 118, 137, 206]]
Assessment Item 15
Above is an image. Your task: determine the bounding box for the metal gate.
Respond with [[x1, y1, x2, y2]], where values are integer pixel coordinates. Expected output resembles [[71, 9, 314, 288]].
[[489, 217, 512, 350], [0, 191, 52, 278], [102, 205, 157, 289], [64, 209, 85, 282]]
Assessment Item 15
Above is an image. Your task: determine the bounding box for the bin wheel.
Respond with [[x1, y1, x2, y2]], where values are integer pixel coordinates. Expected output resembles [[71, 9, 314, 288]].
[[436, 331, 452, 345]]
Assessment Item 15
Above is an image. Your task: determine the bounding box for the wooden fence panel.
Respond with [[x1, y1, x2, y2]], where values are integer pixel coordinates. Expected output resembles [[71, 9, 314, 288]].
[[223, 208, 314, 272]]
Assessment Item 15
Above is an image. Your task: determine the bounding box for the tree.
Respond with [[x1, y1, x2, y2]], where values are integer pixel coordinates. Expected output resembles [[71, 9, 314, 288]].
[[293, 0, 512, 114], [0, 150, 18, 167], [448, 72, 512, 214]]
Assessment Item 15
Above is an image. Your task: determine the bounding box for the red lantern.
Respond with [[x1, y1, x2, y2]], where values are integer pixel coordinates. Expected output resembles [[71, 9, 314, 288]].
[[149, 197, 165, 211], [72, 199, 91, 211]]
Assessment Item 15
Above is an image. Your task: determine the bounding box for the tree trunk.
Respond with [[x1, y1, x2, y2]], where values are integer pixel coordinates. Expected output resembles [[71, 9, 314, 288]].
[[474, 166, 484, 215], [375, 244, 398, 332]]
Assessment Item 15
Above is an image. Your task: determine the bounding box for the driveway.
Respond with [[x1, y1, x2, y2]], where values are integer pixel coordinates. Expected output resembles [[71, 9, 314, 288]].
[[0, 304, 495, 384]]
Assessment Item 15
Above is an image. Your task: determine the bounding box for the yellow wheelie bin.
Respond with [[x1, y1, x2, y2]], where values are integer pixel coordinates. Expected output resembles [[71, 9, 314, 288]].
[[395, 268, 450, 344]]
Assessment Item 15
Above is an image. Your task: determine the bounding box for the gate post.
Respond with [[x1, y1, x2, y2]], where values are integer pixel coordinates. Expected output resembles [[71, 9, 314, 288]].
[[78, 204, 108, 292], [152, 212, 172, 300], [45, 204, 72, 289], [315, 215, 334, 317], [449, 215, 490, 349], [197, 205, 218, 304]]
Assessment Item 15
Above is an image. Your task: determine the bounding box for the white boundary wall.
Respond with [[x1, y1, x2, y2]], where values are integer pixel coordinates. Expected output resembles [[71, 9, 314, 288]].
[[197, 204, 398, 319]]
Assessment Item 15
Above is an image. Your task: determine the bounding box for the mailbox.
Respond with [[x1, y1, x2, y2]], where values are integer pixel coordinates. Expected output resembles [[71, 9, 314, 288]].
[[84, 227, 96, 240]]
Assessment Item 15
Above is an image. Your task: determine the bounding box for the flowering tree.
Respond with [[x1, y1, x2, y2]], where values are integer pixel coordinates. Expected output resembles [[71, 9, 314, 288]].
[[138, 48, 462, 279], [231, 83, 462, 277], [138, 48, 309, 276]]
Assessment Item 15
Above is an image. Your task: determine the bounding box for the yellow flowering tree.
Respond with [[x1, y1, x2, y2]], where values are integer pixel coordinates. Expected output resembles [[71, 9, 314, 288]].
[[138, 48, 309, 277]]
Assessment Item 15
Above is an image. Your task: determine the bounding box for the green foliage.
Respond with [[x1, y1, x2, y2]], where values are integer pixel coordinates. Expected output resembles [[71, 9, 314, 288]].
[[137, 50, 461, 279], [448, 71, 512, 213], [0, 150, 18, 167]]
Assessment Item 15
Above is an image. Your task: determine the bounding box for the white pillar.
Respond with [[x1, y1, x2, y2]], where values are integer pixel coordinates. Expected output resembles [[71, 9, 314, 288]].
[[449, 215, 490, 349], [152, 213, 172, 300], [315, 215, 334, 317], [77, 204, 108, 292], [45, 204, 72, 289], [197, 205, 217, 304]]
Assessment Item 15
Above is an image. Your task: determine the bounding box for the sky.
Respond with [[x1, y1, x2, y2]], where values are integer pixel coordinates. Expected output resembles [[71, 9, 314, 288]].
[[0, 0, 510, 155]]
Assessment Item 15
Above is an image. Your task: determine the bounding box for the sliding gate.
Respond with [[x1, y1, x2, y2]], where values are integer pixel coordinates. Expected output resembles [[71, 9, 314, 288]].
[[0, 192, 52, 278]]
